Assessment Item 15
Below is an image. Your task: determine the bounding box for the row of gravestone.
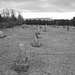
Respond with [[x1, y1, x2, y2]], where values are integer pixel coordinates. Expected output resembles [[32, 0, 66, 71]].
[[31, 25, 47, 48], [8, 25, 47, 75], [1, 25, 70, 75]]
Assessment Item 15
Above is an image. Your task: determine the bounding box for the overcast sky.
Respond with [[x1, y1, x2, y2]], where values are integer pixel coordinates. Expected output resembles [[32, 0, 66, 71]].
[[0, 0, 75, 19]]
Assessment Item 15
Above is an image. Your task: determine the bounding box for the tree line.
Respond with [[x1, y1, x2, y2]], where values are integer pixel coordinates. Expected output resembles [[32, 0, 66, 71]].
[[25, 18, 75, 26], [0, 9, 24, 28], [0, 9, 75, 29]]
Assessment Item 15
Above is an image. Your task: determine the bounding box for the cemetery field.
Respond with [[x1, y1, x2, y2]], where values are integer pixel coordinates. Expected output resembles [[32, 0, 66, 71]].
[[0, 25, 75, 75]]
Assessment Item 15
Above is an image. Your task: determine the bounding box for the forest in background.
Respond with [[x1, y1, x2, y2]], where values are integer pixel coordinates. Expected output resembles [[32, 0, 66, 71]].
[[0, 9, 75, 29]]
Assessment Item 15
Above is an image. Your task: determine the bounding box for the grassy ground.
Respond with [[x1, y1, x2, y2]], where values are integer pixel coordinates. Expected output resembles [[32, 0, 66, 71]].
[[0, 25, 75, 75]]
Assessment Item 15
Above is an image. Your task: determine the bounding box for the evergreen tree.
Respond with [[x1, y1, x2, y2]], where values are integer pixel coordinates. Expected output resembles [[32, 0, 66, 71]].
[[0, 14, 3, 22]]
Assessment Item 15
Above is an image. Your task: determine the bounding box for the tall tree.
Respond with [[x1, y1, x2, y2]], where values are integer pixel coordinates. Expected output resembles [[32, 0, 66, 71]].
[[10, 9, 17, 21], [0, 14, 3, 22], [71, 17, 75, 26]]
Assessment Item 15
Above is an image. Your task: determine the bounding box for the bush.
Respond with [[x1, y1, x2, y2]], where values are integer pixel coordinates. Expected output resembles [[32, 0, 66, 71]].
[[0, 21, 24, 29]]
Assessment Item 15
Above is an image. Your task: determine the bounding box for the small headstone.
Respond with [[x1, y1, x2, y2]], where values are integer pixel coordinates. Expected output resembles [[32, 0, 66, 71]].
[[43, 26, 47, 32], [67, 26, 70, 30], [39, 25, 42, 29], [31, 34, 42, 47], [63, 25, 66, 28], [0, 31, 7, 38], [10, 42, 29, 74], [0, 31, 3, 34], [19, 42, 27, 61], [37, 25, 40, 34]]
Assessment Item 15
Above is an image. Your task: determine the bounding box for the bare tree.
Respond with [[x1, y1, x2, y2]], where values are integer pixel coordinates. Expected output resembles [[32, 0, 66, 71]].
[[17, 12, 24, 23], [5, 9, 10, 18], [10, 9, 17, 21], [1, 9, 6, 17]]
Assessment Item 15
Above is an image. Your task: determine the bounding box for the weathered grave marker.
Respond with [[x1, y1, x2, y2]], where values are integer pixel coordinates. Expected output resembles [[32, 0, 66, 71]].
[[31, 34, 41, 47], [63, 25, 66, 28], [43, 25, 47, 32], [11, 42, 29, 74], [67, 26, 70, 30], [0, 31, 7, 38]]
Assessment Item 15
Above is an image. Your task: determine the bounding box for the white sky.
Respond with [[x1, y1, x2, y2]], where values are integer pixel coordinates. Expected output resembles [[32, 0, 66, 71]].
[[0, 0, 75, 19], [22, 12, 75, 19]]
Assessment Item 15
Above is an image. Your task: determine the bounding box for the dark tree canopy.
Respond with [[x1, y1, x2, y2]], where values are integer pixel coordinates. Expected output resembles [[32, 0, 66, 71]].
[[0, 9, 24, 28]]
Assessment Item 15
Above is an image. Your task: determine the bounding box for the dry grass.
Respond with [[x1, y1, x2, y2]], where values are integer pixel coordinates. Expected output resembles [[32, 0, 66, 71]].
[[0, 25, 75, 75]]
